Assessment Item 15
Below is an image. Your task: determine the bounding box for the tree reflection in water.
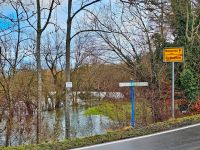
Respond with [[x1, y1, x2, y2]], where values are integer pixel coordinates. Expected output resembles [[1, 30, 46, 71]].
[[0, 106, 113, 146]]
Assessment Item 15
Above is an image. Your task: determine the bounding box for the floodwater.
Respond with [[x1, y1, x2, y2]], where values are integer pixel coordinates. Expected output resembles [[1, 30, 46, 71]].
[[44, 106, 113, 139], [0, 106, 113, 146]]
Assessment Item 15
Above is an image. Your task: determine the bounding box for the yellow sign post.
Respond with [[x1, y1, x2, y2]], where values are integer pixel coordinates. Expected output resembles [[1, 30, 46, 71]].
[[163, 47, 184, 118], [163, 47, 184, 62]]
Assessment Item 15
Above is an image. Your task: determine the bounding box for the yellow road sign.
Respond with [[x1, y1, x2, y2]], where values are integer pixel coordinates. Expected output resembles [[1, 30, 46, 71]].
[[163, 47, 184, 62]]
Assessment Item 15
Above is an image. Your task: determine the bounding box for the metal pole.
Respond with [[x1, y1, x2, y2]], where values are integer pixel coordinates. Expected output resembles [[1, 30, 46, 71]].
[[172, 62, 175, 118], [130, 80, 135, 127], [65, 0, 72, 139]]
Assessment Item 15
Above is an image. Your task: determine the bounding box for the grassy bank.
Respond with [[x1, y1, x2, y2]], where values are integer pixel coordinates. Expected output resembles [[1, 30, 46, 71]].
[[2, 114, 200, 150], [84, 101, 152, 125]]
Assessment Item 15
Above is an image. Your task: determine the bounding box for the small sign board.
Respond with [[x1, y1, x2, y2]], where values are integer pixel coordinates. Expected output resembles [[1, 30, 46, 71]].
[[66, 82, 72, 88], [119, 82, 148, 87], [163, 47, 184, 62]]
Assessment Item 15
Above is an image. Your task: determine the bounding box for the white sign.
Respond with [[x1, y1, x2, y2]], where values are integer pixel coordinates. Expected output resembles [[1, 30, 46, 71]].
[[66, 82, 72, 88], [119, 82, 148, 87]]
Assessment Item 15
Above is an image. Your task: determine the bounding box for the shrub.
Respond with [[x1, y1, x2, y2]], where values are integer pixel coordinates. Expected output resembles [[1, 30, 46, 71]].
[[191, 100, 200, 113], [180, 68, 198, 105]]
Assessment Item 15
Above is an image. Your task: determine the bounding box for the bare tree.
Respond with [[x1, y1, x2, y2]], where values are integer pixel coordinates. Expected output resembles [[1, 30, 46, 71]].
[[65, 0, 101, 138], [44, 32, 65, 109], [82, 0, 172, 121], [0, 0, 31, 145], [19, 0, 60, 143]]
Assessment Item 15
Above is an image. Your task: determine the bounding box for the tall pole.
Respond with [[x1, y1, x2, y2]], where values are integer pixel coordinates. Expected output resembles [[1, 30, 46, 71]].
[[172, 62, 175, 118], [36, 0, 42, 143], [130, 80, 135, 127], [65, 0, 72, 138]]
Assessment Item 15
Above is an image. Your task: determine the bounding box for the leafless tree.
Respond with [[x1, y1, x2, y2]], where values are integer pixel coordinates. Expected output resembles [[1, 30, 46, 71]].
[[0, 0, 31, 146], [19, 0, 60, 143], [65, 0, 101, 138], [82, 0, 172, 121], [43, 31, 65, 109]]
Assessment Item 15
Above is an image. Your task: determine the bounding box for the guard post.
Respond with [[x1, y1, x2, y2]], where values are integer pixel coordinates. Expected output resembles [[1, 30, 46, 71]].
[[119, 81, 148, 127]]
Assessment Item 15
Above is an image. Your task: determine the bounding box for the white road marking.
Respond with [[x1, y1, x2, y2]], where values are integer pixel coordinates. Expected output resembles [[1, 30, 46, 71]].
[[71, 123, 200, 150]]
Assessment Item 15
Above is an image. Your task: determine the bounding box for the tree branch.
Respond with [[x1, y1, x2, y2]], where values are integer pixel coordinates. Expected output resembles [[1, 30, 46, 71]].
[[71, 0, 101, 20], [41, 0, 56, 32]]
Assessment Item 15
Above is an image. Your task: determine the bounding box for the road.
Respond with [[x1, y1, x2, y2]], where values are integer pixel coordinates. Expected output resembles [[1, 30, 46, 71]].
[[73, 124, 200, 150]]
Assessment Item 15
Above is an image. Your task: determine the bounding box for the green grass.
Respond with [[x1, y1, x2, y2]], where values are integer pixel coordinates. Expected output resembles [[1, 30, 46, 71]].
[[84, 101, 152, 125], [84, 101, 131, 122], [2, 114, 200, 150], [84, 107, 104, 116]]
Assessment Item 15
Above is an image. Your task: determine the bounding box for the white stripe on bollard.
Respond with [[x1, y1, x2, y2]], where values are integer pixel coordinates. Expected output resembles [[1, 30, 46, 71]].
[[119, 82, 148, 87]]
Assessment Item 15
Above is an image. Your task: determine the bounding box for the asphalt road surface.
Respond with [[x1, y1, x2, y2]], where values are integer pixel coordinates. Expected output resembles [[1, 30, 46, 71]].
[[73, 124, 200, 150]]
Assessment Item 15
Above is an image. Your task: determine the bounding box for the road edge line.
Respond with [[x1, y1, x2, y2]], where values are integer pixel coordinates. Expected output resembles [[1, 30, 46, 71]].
[[71, 123, 200, 150]]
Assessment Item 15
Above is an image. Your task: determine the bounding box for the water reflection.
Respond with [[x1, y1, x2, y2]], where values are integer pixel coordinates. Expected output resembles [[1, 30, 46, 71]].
[[0, 106, 113, 146], [44, 106, 112, 139]]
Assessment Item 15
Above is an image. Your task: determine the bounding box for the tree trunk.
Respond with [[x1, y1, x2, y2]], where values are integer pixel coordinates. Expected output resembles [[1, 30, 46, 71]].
[[5, 104, 12, 146], [54, 77, 61, 109], [36, 0, 42, 144]]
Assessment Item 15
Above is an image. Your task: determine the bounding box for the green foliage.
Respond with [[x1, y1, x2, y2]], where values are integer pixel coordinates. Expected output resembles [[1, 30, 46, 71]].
[[3, 114, 200, 150], [170, 0, 200, 88], [180, 68, 198, 103], [84, 107, 103, 116]]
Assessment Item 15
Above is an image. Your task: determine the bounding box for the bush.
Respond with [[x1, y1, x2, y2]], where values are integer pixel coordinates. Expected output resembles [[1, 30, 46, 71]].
[[180, 68, 198, 105]]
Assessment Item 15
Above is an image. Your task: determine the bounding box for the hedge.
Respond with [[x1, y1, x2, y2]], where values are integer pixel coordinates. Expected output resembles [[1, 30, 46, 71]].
[[2, 114, 200, 150]]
